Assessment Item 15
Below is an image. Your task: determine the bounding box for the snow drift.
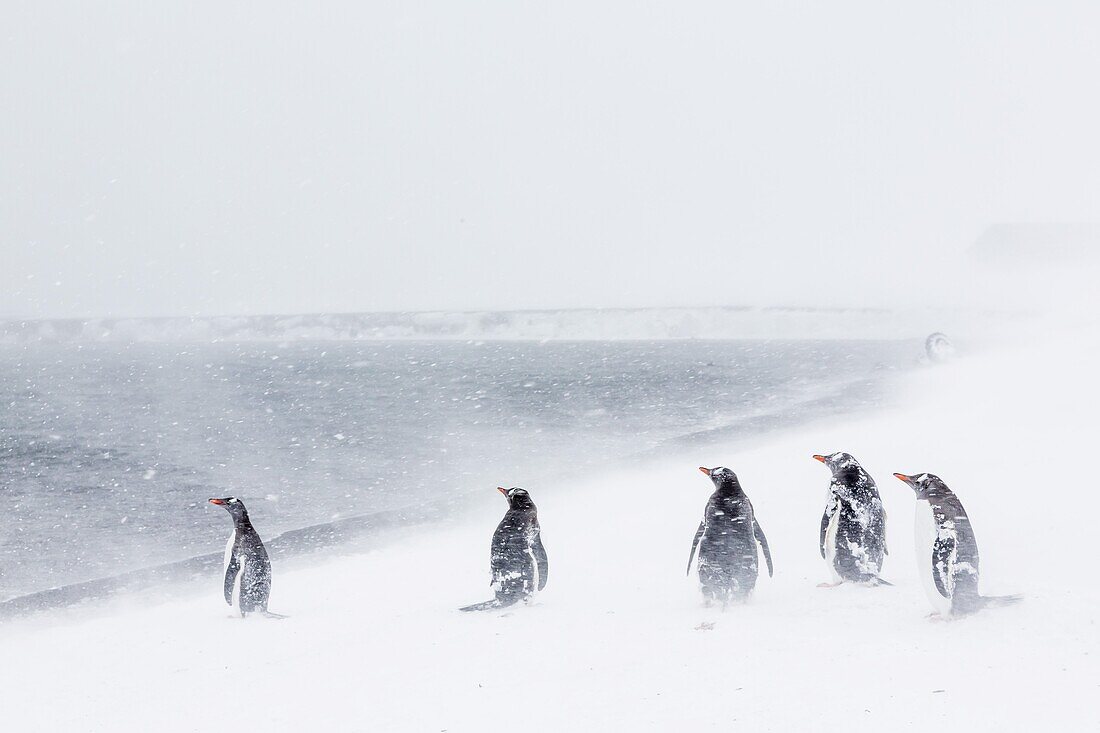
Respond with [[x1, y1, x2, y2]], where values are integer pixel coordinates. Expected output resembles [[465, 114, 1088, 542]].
[[1, 323, 1096, 731]]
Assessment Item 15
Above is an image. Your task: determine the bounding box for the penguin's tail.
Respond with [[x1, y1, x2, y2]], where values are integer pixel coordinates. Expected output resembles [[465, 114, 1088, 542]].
[[858, 575, 893, 587], [981, 594, 1023, 608], [459, 597, 519, 613], [459, 599, 503, 612], [261, 610, 289, 619]]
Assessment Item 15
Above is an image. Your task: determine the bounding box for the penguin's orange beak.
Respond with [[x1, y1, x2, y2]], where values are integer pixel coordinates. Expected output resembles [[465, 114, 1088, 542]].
[[208, 498, 225, 505], [698, 466, 711, 476], [497, 487, 508, 496], [813, 455, 826, 463], [893, 473, 910, 482]]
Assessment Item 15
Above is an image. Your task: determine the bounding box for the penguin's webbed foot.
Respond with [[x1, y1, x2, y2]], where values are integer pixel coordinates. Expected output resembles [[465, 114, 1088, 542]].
[[816, 581, 843, 588]]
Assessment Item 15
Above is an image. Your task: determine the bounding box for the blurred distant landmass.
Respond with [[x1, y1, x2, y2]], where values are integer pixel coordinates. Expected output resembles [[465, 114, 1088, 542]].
[[0, 305, 1026, 344]]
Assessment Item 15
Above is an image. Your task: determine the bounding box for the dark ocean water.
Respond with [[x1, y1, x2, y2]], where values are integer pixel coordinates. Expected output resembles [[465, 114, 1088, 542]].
[[0, 340, 916, 600]]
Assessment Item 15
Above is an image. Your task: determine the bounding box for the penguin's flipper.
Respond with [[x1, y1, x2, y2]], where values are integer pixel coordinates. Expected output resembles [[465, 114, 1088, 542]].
[[932, 536, 955, 599], [686, 520, 705, 576], [819, 496, 839, 560], [754, 517, 774, 577], [533, 534, 549, 592], [819, 510, 830, 560], [223, 554, 241, 606]]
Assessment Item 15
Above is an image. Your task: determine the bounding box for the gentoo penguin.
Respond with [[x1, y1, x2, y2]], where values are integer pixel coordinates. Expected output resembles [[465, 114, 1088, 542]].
[[209, 497, 280, 618], [813, 452, 890, 586], [894, 472, 1021, 616], [460, 487, 548, 612], [686, 467, 773, 604]]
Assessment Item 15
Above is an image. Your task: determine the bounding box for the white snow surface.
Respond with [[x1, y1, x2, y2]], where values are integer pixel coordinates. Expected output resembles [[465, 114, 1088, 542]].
[[2, 333, 1097, 731]]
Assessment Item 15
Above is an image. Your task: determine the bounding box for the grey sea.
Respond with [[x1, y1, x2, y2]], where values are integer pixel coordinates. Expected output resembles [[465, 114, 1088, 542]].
[[0, 339, 917, 603]]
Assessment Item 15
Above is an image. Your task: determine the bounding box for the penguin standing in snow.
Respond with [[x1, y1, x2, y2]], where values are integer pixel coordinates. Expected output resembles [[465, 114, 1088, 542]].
[[209, 497, 280, 618], [813, 452, 890, 586], [686, 467, 773, 604], [460, 487, 548, 612], [893, 472, 1021, 617]]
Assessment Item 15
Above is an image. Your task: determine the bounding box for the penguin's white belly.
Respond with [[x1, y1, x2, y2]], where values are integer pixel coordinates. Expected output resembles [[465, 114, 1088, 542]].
[[824, 510, 842, 582], [527, 548, 540, 594], [914, 501, 952, 615], [223, 530, 236, 575], [224, 530, 244, 612]]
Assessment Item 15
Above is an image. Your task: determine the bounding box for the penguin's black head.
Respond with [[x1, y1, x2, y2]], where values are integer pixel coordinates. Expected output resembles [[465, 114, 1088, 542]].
[[813, 452, 865, 483], [497, 486, 535, 510], [893, 472, 948, 500], [699, 466, 740, 492], [208, 496, 248, 520]]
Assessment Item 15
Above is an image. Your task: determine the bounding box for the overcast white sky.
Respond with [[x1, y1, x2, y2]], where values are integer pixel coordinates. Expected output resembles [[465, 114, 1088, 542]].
[[3, 2, 1099, 319]]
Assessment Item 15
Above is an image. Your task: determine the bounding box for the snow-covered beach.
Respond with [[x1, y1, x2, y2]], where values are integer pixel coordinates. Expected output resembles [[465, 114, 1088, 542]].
[[7, 2, 1100, 729], [3, 330, 1096, 732]]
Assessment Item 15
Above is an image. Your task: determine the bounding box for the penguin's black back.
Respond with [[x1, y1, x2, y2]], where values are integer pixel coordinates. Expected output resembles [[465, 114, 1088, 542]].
[[927, 487, 982, 614], [696, 489, 760, 602], [227, 518, 272, 614], [820, 455, 888, 584], [489, 504, 545, 603]]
